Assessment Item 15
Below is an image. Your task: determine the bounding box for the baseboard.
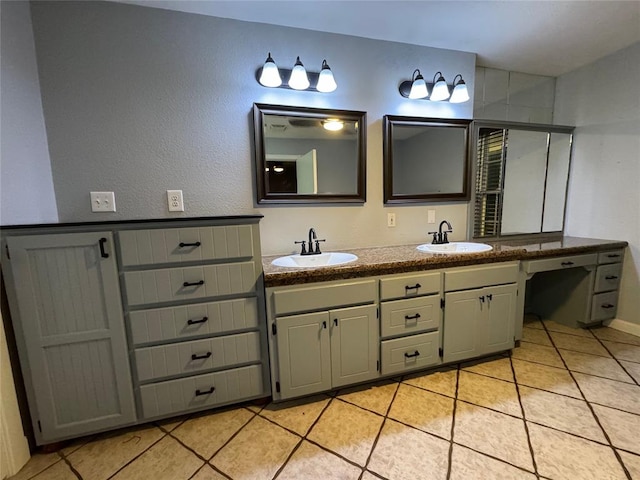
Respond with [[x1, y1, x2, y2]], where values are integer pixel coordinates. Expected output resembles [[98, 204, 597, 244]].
[[604, 318, 640, 337]]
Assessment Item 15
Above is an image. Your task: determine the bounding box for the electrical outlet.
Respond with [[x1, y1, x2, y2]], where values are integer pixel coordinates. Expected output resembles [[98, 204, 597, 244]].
[[167, 190, 184, 212], [90, 191, 116, 212], [387, 213, 396, 227], [427, 210, 436, 224]]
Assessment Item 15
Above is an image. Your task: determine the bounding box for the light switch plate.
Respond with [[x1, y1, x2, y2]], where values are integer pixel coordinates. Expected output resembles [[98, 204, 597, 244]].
[[90, 192, 116, 212], [427, 210, 436, 224], [167, 190, 184, 212], [387, 213, 396, 227]]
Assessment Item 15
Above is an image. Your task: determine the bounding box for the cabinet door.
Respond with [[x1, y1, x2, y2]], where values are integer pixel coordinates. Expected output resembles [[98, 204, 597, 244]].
[[276, 312, 331, 399], [482, 284, 516, 355], [329, 305, 379, 388], [6, 233, 136, 444], [442, 288, 482, 363]]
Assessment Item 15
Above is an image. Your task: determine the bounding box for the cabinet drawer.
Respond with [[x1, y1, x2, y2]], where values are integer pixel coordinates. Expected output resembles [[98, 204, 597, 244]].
[[119, 225, 254, 266], [380, 295, 441, 339], [380, 272, 440, 301], [135, 331, 261, 382], [124, 262, 256, 306], [523, 254, 597, 275], [590, 292, 618, 322], [598, 250, 624, 264], [445, 262, 518, 292], [272, 279, 376, 316], [139, 364, 264, 419], [129, 298, 259, 346], [380, 331, 441, 375], [594, 264, 622, 293]]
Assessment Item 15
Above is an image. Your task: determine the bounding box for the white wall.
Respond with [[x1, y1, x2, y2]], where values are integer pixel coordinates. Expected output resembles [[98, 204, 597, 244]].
[[554, 42, 640, 326], [0, 0, 57, 225], [22, 1, 476, 254]]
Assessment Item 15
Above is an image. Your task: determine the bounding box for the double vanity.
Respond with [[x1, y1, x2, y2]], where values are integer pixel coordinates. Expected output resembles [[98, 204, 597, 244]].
[[0, 216, 627, 446]]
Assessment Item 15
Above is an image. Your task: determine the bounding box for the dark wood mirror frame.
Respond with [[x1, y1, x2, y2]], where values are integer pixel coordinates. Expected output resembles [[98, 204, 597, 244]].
[[253, 103, 367, 204], [383, 115, 472, 204]]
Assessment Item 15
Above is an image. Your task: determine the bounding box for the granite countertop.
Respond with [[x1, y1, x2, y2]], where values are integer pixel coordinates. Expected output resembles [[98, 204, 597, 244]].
[[262, 236, 628, 287]]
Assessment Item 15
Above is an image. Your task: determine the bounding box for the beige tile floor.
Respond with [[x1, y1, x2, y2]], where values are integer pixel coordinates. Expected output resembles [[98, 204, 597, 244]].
[[11, 319, 640, 480]]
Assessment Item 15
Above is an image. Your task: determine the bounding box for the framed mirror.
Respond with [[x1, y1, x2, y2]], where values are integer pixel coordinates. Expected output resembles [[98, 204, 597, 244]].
[[253, 104, 367, 204], [383, 115, 471, 204]]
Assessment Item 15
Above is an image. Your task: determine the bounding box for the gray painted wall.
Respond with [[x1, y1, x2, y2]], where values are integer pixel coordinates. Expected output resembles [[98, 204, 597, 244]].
[[555, 42, 640, 326], [26, 1, 474, 253], [0, 0, 57, 225]]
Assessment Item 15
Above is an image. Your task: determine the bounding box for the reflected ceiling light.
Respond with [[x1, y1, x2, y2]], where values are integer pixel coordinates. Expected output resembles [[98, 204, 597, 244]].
[[430, 71, 450, 101], [288, 56, 310, 90], [258, 52, 282, 88], [273, 165, 284, 173], [450, 74, 470, 103], [256, 54, 337, 93], [408, 69, 429, 99], [316, 60, 337, 93], [323, 119, 344, 131]]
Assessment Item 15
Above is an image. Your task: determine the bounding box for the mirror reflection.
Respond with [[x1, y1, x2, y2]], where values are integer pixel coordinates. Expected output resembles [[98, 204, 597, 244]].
[[253, 104, 366, 204], [383, 116, 471, 203]]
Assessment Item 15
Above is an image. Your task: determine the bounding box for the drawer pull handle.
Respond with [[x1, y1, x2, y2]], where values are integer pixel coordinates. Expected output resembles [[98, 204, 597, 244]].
[[561, 261, 574, 266], [605, 275, 618, 280], [405, 313, 421, 321], [323, 321, 327, 329], [183, 280, 205, 287], [334, 318, 338, 327], [479, 295, 485, 303], [404, 351, 420, 358], [179, 241, 201, 248], [607, 254, 620, 258], [486, 294, 493, 301], [601, 303, 615, 309], [405, 283, 421, 291], [99, 237, 109, 258], [187, 316, 208, 325], [191, 352, 212, 361], [195, 387, 215, 396]]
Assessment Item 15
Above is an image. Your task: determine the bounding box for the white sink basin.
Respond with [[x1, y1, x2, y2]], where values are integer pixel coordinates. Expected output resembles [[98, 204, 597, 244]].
[[271, 252, 358, 268], [417, 242, 493, 255]]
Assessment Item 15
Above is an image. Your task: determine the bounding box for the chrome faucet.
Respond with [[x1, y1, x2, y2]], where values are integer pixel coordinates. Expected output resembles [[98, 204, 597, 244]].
[[295, 228, 326, 255], [428, 220, 453, 245]]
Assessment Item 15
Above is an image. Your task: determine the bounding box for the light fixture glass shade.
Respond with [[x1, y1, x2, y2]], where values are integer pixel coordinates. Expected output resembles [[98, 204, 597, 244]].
[[450, 75, 470, 103], [430, 72, 450, 101], [259, 53, 282, 87], [316, 60, 337, 93], [288, 56, 310, 90], [408, 69, 429, 99], [323, 119, 344, 131]]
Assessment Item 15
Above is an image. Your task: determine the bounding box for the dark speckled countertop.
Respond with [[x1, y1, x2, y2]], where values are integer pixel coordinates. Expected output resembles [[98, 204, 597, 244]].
[[262, 236, 628, 287]]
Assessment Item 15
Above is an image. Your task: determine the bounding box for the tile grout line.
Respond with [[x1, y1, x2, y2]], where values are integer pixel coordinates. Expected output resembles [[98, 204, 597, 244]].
[[444, 365, 460, 480], [56, 450, 82, 480], [541, 320, 633, 480], [104, 430, 169, 480], [508, 350, 541, 478], [590, 333, 640, 387]]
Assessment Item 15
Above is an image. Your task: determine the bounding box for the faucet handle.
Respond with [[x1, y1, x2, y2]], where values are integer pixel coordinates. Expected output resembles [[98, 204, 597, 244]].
[[294, 240, 307, 255], [315, 239, 326, 254], [427, 231, 438, 244], [443, 232, 450, 244]]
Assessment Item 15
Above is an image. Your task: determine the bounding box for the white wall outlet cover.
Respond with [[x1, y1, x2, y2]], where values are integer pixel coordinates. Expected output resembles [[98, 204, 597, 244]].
[[167, 190, 184, 212], [387, 212, 396, 227], [90, 191, 116, 212], [427, 210, 436, 224]]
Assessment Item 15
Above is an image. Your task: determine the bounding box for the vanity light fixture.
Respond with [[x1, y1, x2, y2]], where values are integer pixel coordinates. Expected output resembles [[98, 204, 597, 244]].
[[430, 71, 450, 101], [449, 74, 470, 103], [323, 119, 344, 131], [257, 54, 337, 92], [398, 70, 469, 103]]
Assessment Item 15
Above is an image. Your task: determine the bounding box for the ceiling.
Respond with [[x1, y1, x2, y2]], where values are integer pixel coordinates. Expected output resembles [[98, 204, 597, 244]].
[[114, 0, 640, 77]]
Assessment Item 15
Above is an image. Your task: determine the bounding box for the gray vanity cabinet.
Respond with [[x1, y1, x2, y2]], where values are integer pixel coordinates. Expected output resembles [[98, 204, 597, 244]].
[[442, 263, 518, 363], [3, 233, 136, 444]]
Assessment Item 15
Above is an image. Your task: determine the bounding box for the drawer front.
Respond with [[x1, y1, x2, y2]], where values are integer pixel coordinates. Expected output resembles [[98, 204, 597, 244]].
[[380, 295, 441, 339], [381, 331, 441, 375], [598, 250, 624, 264], [124, 262, 256, 306], [380, 272, 440, 301], [135, 331, 261, 382], [272, 279, 376, 316], [119, 225, 254, 266], [594, 264, 623, 293], [139, 364, 264, 419], [523, 254, 597, 275], [590, 292, 619, 322], [445, 262, 518, 292], [129, 298, 259, 346]]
